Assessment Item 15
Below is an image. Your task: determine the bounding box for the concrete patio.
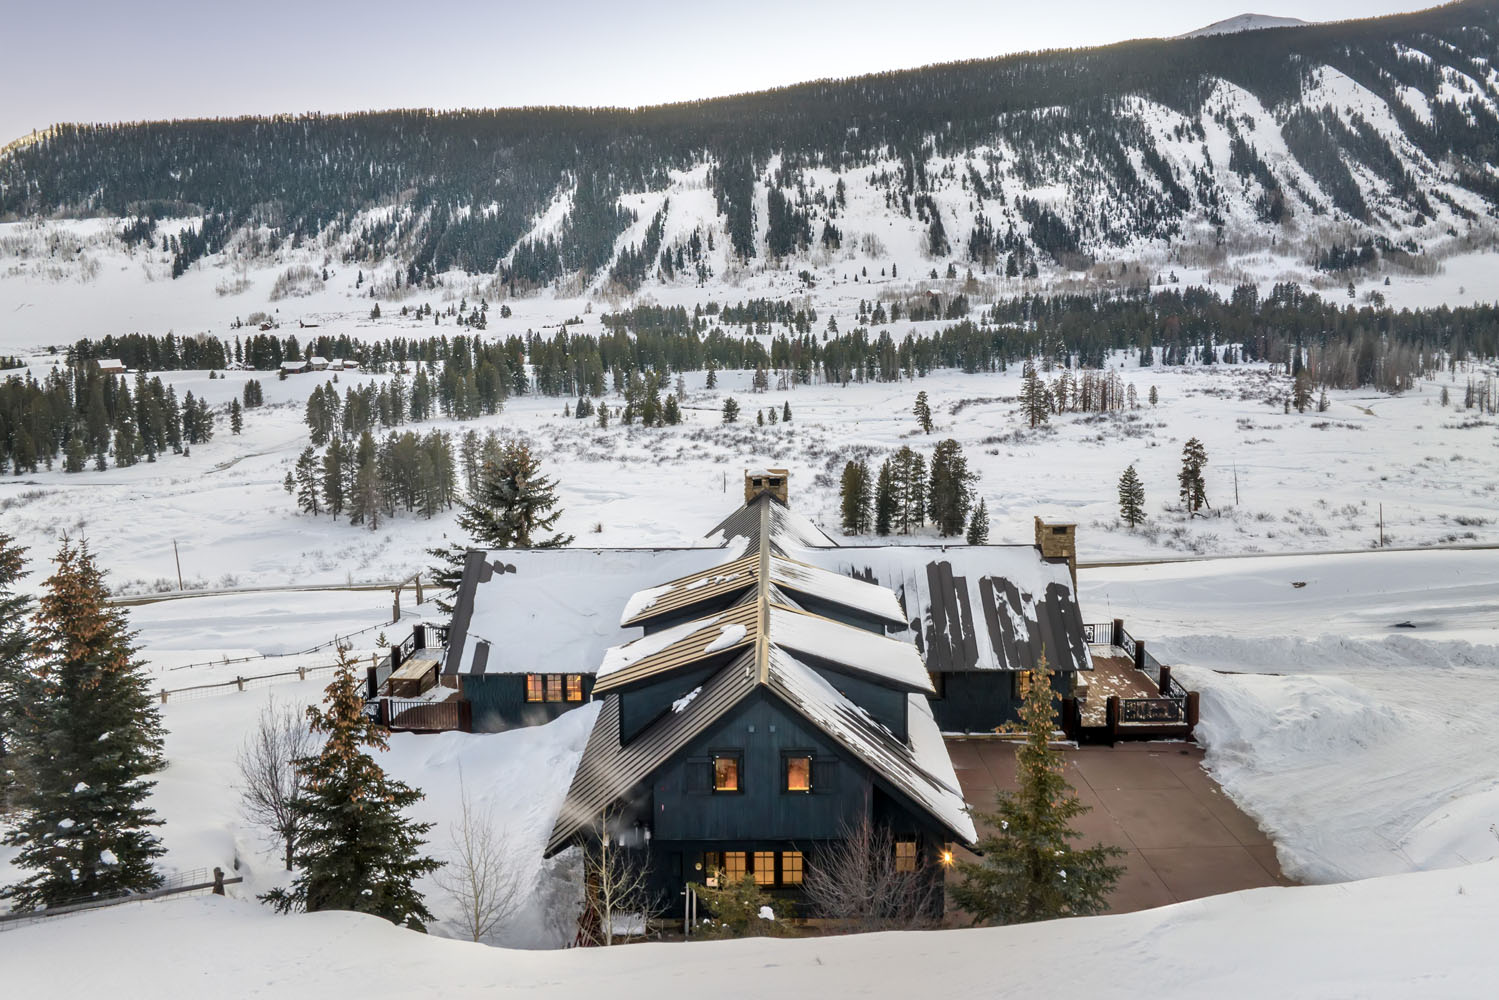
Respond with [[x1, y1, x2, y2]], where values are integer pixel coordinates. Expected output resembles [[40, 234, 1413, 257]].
[[944, 739, 1294, 915]]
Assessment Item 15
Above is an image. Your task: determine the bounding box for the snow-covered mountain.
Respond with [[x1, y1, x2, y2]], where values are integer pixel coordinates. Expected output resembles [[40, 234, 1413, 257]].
[[1, 2, 1496, 295], [1179, 13, 1311, 38]]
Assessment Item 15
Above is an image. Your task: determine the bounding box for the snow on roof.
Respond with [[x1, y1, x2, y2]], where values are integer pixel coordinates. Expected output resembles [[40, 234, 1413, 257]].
[[597, 615, 721, 679], [444, 548, 733, 677], [618, 552, 755, 626], [703, 494, 836, 554], [96, 358, 125, 369], [767, 648, 974, 844], [768, 604, 934, 692], [798, 545, 1091, 674], [280, 360, 307, 369], [770, 556, 907, 625]]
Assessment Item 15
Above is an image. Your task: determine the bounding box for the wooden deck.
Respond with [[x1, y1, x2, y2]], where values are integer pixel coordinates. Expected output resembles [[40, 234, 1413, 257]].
[[1079, 652, 1162, 726]]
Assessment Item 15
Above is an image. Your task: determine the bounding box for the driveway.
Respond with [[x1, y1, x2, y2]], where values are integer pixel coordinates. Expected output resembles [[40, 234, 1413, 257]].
[[945, 739, 1293, 915]]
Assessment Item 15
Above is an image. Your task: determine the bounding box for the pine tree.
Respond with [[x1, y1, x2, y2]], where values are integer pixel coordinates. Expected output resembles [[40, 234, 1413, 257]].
[[756, 409, 764, 426], [2, 539, 166, 911], [914, 390, 933, 433], [295, 447, 321, 516], [428, 440, 573, 612], [949, 655, 1124, 924], [1148, 385, 1158, 406], [1292, 371, 1312, 413], [0, 533, 32, 801], [705, 363, 718, 390], [782, 401, 791, 422], [1178, 438, 1209, 516], [1118, 465, 1146, 528], [891, 446, 927, 534], [928, 439, 975, 537], [839, 460, 873, 535], [1022, 360, 1049, 428], [965, 498, 990, 544], [229, 398, 243, 435], [874, 460, 896, 537], [722, 397, 740, 423], [261, 648, 442, 927], [663, 394, 681, 425]]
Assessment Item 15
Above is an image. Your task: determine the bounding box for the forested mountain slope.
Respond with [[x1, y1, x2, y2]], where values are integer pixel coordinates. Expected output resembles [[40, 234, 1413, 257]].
[[2, 2, 1497, 291]]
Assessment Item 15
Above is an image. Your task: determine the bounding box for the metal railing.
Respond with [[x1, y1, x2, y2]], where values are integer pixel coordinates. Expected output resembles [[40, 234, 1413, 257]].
[[1121, 697, 1186, 725], [382, 697, 467, 733]]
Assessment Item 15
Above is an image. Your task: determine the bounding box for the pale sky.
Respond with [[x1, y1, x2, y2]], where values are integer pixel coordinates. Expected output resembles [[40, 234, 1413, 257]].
[[2, 1, 1440, 145]]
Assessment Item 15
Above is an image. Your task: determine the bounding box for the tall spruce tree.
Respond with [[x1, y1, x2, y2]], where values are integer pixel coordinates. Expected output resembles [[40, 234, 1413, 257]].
[[965, 498, 990, 544], [261, 647, 441, 927], [928, 439, 975, 537], [874, 459, 897, 537], [1021, 359, 1050, 428], [913, 391, 933, 433], [950, 655, 1124, 924], [428, 440, 573, 613], [1118, 465, 1146, 528], [1178, 438, 1209, 516], [2, 539, 166, 911], [839, 460, 873, 535], [0, 533, 32, 801]]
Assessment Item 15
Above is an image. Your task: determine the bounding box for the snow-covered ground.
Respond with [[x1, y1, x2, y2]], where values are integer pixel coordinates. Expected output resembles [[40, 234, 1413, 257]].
[[8, 860, 1499, 998], [2, 356, 1495, 596], [1083, 552, 1499, 884]]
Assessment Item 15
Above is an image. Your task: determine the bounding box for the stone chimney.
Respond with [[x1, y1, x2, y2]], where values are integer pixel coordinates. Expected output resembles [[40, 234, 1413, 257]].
[[744, 468, 790, 505], [1034, 516, 1077, 587]]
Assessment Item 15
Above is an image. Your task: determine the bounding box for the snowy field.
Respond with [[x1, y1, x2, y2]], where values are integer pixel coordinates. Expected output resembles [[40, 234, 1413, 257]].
[[8, 861, 1498, 998], [1083, 552, 1499, 884]]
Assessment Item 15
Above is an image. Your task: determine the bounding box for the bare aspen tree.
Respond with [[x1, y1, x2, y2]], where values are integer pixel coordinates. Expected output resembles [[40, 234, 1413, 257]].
[[803, 815, 939, 931], [236, 697, 317, 870], [433, 776, 522, 943], [579, 810, 662, 946]]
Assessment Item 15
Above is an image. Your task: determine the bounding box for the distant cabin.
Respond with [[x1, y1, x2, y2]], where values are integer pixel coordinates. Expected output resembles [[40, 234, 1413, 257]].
[[307, 356, 329, 371], [95, 358, 127, 374], [279, 359, 309, 375]]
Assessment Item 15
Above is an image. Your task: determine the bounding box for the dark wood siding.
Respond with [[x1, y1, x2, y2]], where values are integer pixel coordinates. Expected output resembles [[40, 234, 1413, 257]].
[[461, 674, 594, 732], [652, 692, 870, 843], [618, 664, 720, 743], [927, 670, 1068, 733]]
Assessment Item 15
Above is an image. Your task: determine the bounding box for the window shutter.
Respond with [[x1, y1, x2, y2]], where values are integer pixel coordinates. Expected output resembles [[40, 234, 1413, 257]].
[[686, 757, 711, 794], [815, 757, 839, 793]]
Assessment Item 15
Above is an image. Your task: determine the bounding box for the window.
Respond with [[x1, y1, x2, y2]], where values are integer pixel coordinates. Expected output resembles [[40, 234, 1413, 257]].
[[723, 851, 747, 882], [753, 851, 776, 886], [702, 851, 721, 877], [713, 754, 740, 793], [780, 851, 804, 885], [895, 841, 918, 873], [527, 673, 586, 703], [784, 755, 812, 793]]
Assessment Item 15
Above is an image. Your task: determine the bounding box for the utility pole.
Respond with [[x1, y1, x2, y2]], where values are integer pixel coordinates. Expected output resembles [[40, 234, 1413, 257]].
[[1379, 504, 1385, 548], [1233, 463, 1240, 506], [173, 540, 183, 591]]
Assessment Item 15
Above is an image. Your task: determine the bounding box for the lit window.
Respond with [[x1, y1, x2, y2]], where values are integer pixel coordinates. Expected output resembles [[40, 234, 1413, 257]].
[[565, 674, 584, 702], [723, 851, 747, 881], [713, 755, 740, 792], [895, 841, 918, 873], [785, 756, 812, 792], [753, 852, 776, 886], [702, 851, 721, 877], [524, 675, 544, 703], [545, 674, 564, 702], [780, 851, 804, 885]]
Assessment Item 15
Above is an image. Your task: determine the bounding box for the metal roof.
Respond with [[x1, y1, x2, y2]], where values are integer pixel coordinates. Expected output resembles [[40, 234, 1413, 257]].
[[618, 553, 758, 628]]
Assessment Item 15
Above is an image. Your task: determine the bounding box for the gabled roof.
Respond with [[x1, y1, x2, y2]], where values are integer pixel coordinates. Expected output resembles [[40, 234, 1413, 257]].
[[798, 545, 1091, 674], [593, 602, 759, 693], [704, 492, 837, 555], [442, 547, 732, 677], [544, 647, 975, 855], [768, 556, 908, 627], [619, 553, 758, 627]]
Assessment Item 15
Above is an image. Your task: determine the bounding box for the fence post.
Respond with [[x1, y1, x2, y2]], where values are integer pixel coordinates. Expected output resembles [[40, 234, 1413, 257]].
[[366, 666, 377, 700], [1112, 618, 1124, 649], [414, 574, 424, 605], [160, 689, 168, 704], [1060, 697, 1078, 740], [212, 867, 226, 896], [1106, 696, 1120, 741], [1158, 664, 1171, 696], [298, 666, 306, 680], [1186, 691, 1200, 729], [236, 676, 244, 692], [1134, 639, 1146, 672]]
